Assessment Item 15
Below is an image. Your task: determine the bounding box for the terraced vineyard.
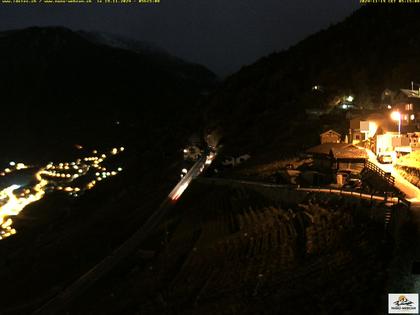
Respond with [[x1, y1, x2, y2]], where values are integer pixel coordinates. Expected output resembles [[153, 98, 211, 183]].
[[69, 181, 391, 315]]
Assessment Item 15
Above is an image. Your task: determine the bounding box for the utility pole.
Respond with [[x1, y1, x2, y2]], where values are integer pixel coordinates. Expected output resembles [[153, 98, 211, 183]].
[[410, 81, 420, 95]]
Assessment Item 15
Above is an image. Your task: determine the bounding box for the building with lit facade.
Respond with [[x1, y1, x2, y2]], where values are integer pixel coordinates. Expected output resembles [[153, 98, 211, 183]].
[[392, 89, 420, 129]]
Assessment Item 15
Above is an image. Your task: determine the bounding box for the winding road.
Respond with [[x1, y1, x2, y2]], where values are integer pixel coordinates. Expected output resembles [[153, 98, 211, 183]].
[[33, 151, 216, 315]]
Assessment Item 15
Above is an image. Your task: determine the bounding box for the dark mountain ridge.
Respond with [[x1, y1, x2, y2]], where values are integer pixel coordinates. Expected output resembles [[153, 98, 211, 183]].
[[205, 5, 420, 155], [0, 7, 411, 315], [0, 26, 217, 313], [78, 30, 177, 61], [1, 26, 217, 104], [0, 26, 217, 161]]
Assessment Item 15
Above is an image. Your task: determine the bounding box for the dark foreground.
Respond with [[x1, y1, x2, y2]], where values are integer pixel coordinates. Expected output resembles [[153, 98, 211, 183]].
[[64, 181, 401, 315]]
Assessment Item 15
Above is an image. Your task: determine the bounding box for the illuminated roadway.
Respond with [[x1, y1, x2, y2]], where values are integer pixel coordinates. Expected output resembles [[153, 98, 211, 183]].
[[364, 148, 420, 294], [365, 150, 420, 294], [168, 150, 216, 201], [365, 149, 420, 204], [28, 147, 418, 313], [0, 147, 125, 240], [33, 150, 216, 315]]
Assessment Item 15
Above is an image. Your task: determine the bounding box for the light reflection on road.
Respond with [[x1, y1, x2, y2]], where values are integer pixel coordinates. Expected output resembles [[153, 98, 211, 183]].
[[0, 147, 125, 240], [366, 149, 420, 202], [169, 151, 216, 202]]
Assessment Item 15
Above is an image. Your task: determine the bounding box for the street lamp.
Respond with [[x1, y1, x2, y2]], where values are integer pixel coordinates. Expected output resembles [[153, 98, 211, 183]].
[[391, 111, 401, 135]]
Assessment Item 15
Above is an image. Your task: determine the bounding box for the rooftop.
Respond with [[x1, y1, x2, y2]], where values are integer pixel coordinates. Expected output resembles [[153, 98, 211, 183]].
[[331, 146, 368, 160], [307, 143, 368, 160], [400, 89, 420, 99], [306, 143, 351, 155], [320, 129, 341, 137]]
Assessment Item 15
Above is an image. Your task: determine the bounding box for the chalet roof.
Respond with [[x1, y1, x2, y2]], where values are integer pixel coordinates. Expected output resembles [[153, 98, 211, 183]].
[[306, 143, 350, 155], [331, 146, 368, 160], [400, 89, 420, 99], [320, 129, 341, 137], [306, 143, 367, 160]]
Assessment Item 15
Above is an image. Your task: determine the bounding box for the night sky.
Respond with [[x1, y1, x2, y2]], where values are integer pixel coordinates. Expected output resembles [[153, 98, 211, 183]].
[[0, 0, 360, 76]]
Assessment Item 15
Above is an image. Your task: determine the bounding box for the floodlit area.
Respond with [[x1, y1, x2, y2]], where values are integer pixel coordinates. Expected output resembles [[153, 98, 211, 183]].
[[0, 147, 125, 240], [365, 148, 420, 202], [170, 151, 216, 202]]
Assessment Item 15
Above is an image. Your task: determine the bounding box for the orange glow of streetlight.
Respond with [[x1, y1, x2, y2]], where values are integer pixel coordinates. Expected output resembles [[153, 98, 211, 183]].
[[390, 111, 401, 121], [390, 111, 401, 135]]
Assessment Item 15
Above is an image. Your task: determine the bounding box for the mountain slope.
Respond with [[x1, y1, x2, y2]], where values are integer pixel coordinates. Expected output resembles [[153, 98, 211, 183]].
[[205, 5, 420, 155], [0, 26, 217, 161], [0, 27, 217, 313]]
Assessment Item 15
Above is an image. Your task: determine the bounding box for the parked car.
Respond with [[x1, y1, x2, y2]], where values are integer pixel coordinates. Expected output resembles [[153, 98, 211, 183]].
[[377, 154, 393, 164], [343, 178, 362, 190]]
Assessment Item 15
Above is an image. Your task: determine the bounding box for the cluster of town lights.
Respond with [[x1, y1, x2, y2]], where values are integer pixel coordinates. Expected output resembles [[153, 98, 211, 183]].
[[0, 147, 125, 240], [0, 162, 28, 176]]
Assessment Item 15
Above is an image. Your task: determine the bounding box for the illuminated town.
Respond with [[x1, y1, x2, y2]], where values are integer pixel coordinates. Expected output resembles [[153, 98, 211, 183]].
[[2, 4, 420, 315], [0, 147, 125, 240], [305, 86, 420, 203]]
